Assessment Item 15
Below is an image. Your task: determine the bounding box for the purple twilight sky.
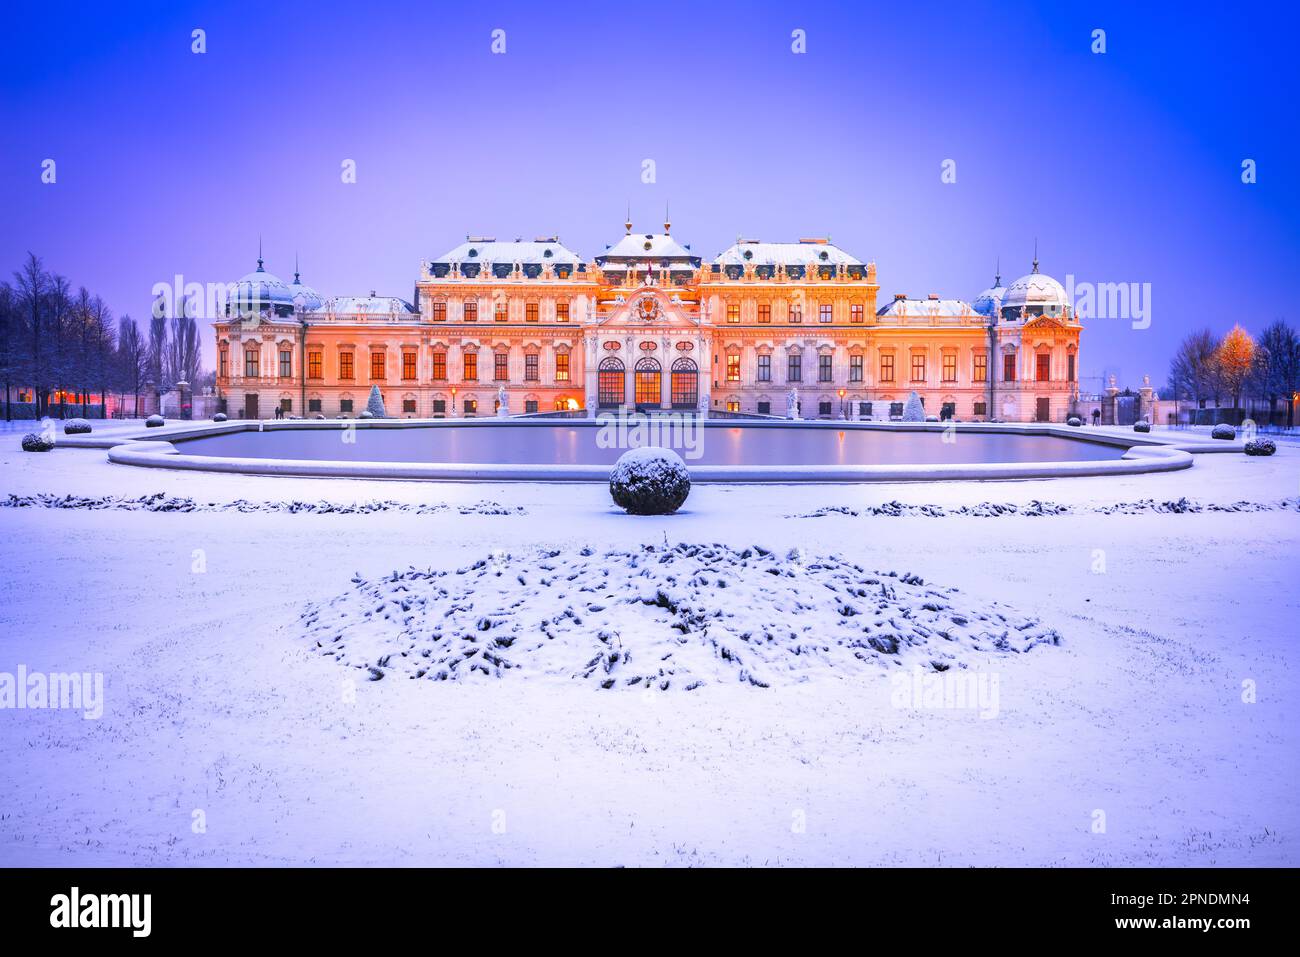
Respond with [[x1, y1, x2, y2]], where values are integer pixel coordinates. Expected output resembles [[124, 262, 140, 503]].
[[2, 0, 1296, 389]]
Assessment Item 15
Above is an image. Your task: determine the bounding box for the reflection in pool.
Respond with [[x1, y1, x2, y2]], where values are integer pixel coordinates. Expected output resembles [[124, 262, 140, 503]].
[[172, 424, 1124, 467]]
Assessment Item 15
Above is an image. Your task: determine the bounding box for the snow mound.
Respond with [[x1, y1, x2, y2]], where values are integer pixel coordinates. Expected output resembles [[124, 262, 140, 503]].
[[609, 447, 691, 514], [300, 543, 1061, 690]]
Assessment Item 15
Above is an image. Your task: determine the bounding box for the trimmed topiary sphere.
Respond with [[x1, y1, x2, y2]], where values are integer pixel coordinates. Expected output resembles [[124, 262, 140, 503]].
[[1211, 423, 1236, 440], [213, 412, 227, 422], [146, 414, 165, 428], [21, 433, 54, 452], [610, 447, 691, 515], [1133, 421, 1151, 433], [924, 415, 940, 423], [1244, 438, 1276, 456], [359, 410, 374, 419], [63, 418, 92, 434], [1066, 416, 1082, 427]]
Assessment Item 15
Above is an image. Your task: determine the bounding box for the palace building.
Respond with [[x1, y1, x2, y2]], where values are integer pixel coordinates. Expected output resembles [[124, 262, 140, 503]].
[[213, 219, 1082, 422]]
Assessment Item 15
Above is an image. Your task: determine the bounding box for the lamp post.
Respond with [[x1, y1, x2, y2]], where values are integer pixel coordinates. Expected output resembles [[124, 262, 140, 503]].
[[838, 388, 846, 420]]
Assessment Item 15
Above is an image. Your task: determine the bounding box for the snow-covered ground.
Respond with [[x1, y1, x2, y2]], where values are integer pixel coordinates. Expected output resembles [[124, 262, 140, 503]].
[[0, 439, 1296, 865]]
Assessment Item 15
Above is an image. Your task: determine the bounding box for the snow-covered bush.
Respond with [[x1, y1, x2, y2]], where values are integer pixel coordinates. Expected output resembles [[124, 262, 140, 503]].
[[21, 433, 53, 452], [609, 447, 691, 515], [365, 385, 386, 418], [145, 414, 165, 428], [1133, 420, 1151, 433], [902, 391, 925, 422], [1211, 423, 1236, 440], [314, 413, 326, 420], [1244, 438, 1276, 456], [213, 412, 227, 422], [359, 410, 374, 419], [63, 418, 92, 434], [924, 415, 939, 423], [1066, 416, 1082, 427]]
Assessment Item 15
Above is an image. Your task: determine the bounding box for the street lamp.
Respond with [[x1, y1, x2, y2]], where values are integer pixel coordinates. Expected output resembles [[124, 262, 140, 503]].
[[838, 388, 846, 420]]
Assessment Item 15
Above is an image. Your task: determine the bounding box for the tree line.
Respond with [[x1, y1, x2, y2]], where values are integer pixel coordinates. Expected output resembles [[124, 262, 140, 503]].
[[1168, 320, 1300, 426], [0, 252, 208, 419]]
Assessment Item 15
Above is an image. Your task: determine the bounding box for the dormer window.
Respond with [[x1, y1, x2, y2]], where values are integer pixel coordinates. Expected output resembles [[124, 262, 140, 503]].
[[467, 248, 478, 257]]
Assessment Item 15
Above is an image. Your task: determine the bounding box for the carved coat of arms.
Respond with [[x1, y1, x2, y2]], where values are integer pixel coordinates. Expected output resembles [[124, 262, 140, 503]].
[[635, 296, 661, 322]]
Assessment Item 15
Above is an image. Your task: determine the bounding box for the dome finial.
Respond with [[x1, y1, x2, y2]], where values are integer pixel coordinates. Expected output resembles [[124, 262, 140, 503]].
[[995, 256, 1001, 287], [1032, 239, 1039, 274], [294, 251, 301, 284], [664, 201, 671, 235], [257, 236, 265, 272], [624, 204, 632, 234]]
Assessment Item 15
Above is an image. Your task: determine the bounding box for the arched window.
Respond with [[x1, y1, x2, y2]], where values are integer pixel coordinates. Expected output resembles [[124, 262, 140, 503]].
[[634, 357, 661, 408], [670, 357, 698, 409], [598, 357, 625, 409]]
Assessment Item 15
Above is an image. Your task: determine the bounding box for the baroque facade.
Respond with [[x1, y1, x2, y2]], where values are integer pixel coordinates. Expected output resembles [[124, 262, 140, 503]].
[[213, 220, 1082, 422]]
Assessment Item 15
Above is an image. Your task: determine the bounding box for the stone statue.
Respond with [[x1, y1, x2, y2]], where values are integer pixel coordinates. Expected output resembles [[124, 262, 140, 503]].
[[497, 385, 509, 418], [787, 386, 801, 421]]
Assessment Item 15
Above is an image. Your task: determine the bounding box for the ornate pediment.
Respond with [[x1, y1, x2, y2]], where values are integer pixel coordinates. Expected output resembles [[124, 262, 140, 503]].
[[597, 289, 697, 329]]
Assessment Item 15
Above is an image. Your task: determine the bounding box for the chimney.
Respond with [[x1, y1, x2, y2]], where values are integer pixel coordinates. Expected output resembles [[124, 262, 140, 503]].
[[894, 293, 908, 301], [928, 293, 940, 300]]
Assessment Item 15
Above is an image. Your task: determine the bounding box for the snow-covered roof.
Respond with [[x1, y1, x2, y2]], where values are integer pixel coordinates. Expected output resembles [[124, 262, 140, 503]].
[[714, 240, 861, 267], [598, 232, 697, 262], [313, 296, 417, 316], [971, 281, 1005, 317], [1001, 268, 1069, 311], [231, 261, 296, 306], [287, 272, 325, 312], [876, 296, 978, 320], [433, 238, 584, 266]]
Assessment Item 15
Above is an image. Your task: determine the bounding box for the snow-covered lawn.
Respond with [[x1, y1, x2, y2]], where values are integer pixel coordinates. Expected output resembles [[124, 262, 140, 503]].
[[0, 442, 1296, 865]]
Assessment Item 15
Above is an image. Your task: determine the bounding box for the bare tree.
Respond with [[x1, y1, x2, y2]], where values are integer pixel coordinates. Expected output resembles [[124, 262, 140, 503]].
[[0, 282, 16, 420], [13, 253, 49, 415], [1168, 328, 1222, 408], [116, 314, 147, 416]]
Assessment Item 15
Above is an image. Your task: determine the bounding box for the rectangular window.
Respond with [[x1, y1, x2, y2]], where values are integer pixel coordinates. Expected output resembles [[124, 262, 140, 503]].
[[463, 352, 477, 381], [1004, 353, 1017, 382], [431, 301, 446, 322], [555, 353, 570, 382], [280, 398, 292, 413], [819, 302, 833, 323], [308, 398, 322, 413], [1037, 354, 1051, 382], [973, 354, 987, 383], [726, 352, 740, 382], [402, 352, 417, 381], [370, 352, 386, 380], [526, 302, 539, 323], [219, 348, 228, 378], [789, 302, 802, 323], [757, 354, 771, 382], [880, 354, 894, 382], [943, 354, 957, 382], [244, 350, 259, 378], [1067, 354, 1076, 382], [403, 399, 416, 414], [339, 352, 354, 380], [819, 355, 833, 382], [495, 301, 508, 322], [757, 401, 771, 415], [464, 399, 477, 415], [308, 351, 322, 379], [555, 302, 569, 322], [525, 400, 538, 414], [279, 350, 292, 378], [973, 401, 987, 417], [758, 303, 771, 323], [727, 400, 740, 413], [432, 352, 446, 380], [494, 353, 508, 381], [911, 354, 926, 382], [432, 399, 446, 416], [727, 302, 740, 323], [859, 401, 872, 417], [463, 300, 477, 322], [525, 354, 539, 381], [340, 399, 353, 413], [850, 304, 864, 323], [819, 400, 832, 417], [849, 355, 863, 382], [787, 354, 802, 382]]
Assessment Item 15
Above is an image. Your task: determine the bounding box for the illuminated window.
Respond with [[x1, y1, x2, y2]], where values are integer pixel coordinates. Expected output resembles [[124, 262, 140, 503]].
[[431, 301, 446, 322], [1037, 354, 1051, 382], [494, 352, 508, 381], [973, 354, 987, 383], [402, 352, 417, 380], [463, 299, 477, 321], [758, 303, 771, 323], [819, 303, 833, 323], [432, 352, 446, 380], [727, 400, 740, 413], [880, 354, 894, 382], [526, 302, 539, 323], [556, 302, 569, 322], [370, 352, 386, 380], [1004, 354, 1017, 382], [308, 351, 322, 379], [555, 353, 570, 382], [850, 304, 864, 323], [943, 354, 957, 382], [726, 352, 740, 382], [495, 300, 508, 322], [911, 354, 926, 382], [727, 302, 740, 323], [339, 352, 354, 380], [463, 352, 478, 381]]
